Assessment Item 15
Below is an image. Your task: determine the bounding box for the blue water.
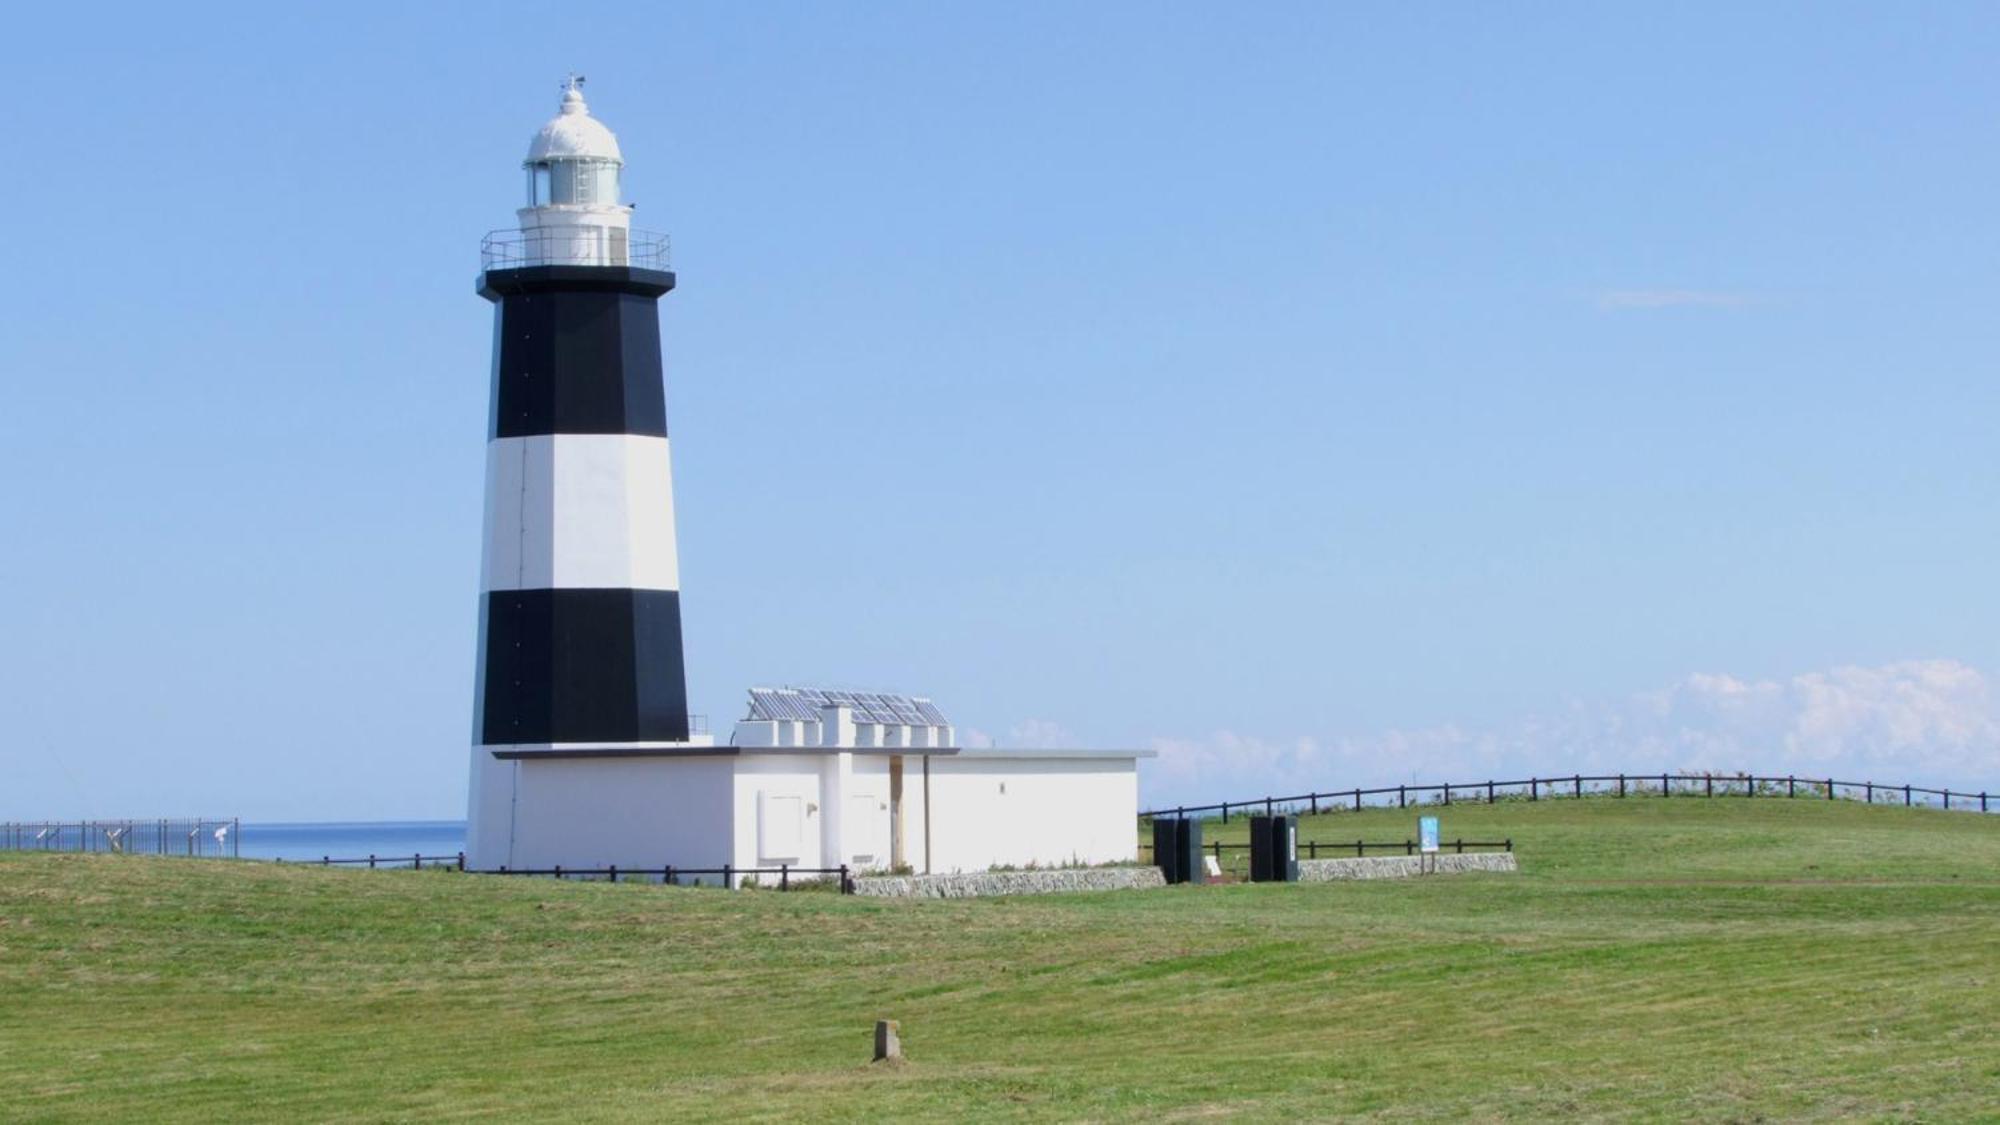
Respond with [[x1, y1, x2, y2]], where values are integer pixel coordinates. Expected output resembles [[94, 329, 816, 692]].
[[240, 820, 466, 863]]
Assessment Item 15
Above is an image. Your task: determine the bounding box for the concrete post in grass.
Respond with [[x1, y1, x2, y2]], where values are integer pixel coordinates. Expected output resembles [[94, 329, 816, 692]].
[[874, 1020, 902, 1062]]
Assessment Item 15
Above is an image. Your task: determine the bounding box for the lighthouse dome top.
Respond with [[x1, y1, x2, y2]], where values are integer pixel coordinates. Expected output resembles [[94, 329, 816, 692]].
[[525, 77, 623, 165]]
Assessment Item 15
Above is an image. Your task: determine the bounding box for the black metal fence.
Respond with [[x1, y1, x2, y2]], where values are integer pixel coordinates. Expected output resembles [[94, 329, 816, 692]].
[[1140, 770, 1999, 824], [0, 819, 241, 857], [275, 853, 857, 893]]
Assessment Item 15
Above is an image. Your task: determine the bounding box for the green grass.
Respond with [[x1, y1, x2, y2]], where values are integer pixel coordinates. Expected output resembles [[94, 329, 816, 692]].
[[3, 797, 1998, 1121]]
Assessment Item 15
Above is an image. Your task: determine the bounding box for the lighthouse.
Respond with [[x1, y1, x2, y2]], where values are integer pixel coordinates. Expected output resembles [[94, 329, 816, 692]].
[[465, 79, 698, 871], [456, 80, 1147, 881]]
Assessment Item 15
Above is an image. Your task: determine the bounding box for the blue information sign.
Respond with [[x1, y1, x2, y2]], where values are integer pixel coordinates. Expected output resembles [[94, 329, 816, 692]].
[[1419, 816, 1440, 854]]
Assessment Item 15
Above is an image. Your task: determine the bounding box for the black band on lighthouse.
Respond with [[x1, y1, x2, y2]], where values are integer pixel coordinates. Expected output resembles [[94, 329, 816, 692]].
[[490, 291, 668, 438], [480, 588, 690, 744]]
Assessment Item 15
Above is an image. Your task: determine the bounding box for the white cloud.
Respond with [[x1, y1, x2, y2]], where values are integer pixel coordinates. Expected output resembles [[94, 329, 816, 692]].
[[958, 718, 1078, 750], [1594, 289, 1762, 310], [1142, 659, 2000, 808]]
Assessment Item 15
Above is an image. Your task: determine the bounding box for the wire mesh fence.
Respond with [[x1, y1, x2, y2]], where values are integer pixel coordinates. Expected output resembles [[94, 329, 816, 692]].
[[0, 819, 241, 857]]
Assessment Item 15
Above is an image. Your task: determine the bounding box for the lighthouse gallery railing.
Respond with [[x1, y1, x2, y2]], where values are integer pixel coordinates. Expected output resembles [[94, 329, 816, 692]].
[[481, 226, 671, 271]]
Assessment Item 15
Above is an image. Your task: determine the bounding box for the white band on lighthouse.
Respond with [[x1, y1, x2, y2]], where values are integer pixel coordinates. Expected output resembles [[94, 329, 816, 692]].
[[481, 434, 681, 592]]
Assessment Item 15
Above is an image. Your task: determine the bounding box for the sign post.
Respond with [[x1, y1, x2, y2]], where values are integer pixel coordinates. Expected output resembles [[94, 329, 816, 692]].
[[1418, 815, 1439, 874]]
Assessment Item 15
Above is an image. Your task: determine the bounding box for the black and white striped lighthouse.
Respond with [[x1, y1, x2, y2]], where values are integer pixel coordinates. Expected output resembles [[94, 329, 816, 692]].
[[466, 79, 692, 869]]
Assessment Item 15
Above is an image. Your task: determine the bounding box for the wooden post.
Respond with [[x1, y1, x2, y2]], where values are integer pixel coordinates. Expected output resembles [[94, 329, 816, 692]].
[[609, 864, 618, 883], [1487, 781, 1495, 804], [369, 854, 377, 869], [1354, 840, 1363, 858], [555, 864, 563, 880], [1353, 788, 1361, 811], [1788, 776, 1796, 798], [1456, 838, 1464, 854], [1443, 784, 1452, 806], [1705, 776, 1712, 799], [1530, 778, 1538, 801], [1618, 774, 1625, 798], [1310, 793, 1318, 815], [840, 864, 852, 894], [1309, 841, 1317, 859], [665, 865, 675, 886], [1866, 782, 1873, 803], [723, 862, 733, 889], [1827, 779, 1835, 801], [1399, 785, 1406, 809], [457, 852, 466, 871], [781, 864, 789, 890], [1265, 797, 1274, 817], [1905, 784, 1912, 807]]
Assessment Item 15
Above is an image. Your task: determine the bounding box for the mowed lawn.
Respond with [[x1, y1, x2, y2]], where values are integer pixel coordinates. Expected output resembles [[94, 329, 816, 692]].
[[3, 799, 1997, 1121]]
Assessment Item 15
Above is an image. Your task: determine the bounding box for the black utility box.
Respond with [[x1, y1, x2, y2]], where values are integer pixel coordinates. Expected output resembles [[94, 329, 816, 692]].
[[1152, 817, 1204, 884], [1249, 815, 1299, 882]]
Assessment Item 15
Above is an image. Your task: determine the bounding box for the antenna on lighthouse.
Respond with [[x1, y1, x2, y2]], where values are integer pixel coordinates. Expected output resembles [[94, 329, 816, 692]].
[[563, 72, 586, 94]]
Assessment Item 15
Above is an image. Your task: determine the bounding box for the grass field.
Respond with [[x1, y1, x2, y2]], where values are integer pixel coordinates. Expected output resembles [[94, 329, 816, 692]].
[[3, 797, 1998, 1121]]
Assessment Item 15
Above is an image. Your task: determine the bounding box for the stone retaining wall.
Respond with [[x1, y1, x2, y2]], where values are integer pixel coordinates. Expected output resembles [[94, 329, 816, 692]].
[[1297, 852, 1517, 881], [852, 866, 1166, 899]]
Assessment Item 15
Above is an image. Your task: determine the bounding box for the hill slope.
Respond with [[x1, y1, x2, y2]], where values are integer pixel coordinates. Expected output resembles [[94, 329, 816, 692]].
[[3, 798, 1997, 1121]]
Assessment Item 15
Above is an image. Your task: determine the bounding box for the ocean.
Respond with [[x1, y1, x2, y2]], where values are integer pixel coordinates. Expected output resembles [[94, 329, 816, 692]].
[[239, 821, 467, 863]]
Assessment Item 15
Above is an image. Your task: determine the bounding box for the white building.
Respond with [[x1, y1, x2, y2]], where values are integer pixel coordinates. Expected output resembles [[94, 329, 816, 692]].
[[482, 688, 1146, 879]]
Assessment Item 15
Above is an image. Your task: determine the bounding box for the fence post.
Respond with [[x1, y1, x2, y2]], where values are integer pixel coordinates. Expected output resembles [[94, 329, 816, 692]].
[[609, 864, 618, 883], [1618, 774, 1625, 798], [1353, 788, 1362, 811], [781, 864, 789, 891], [1982, 793, 1989, 813], [1456, 838, 1464, 854], [1944, 791, 1950, 810], [1788, 776, 1796, 798], [840, 864, 852, 894], [1354, 840, 1363, 858], [723, 862, 733, 889], [665, 865, 675, 886], [1221, 803, 1229, 824], [555, 864, 563, 880], [1574, 774, 1581, 798], [1399, 785, 1406, 809], [1505, 838, 1512, 852], [1705, 776, 1712, 799], [1487, 781, 1495, 804], [369, 854, 377, 870], [1443, 784, 1451, 806], [1265, 797, 1274, 817], [1827, 778, 1835, 801], [1405, 839, 1412, 856], [1309, 841, 1317, 859], [323, 855, 330, 866], [1310, 793, 1318, 815], [1530, 778, 1538, 801], [457, 852, 466, 872], [1905, 784, 1912, 807]]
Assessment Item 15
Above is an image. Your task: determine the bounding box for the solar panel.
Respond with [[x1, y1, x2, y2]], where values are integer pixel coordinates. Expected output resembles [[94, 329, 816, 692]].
[[745, 686, 950, 727]]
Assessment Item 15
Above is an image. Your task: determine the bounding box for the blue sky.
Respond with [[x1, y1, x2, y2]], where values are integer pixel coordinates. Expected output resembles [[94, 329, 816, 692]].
[[3, 3, 1997, 819]]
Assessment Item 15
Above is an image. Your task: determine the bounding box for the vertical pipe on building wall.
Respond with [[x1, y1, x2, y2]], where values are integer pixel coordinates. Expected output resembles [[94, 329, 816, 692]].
[[922, 754, 932, 874]]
